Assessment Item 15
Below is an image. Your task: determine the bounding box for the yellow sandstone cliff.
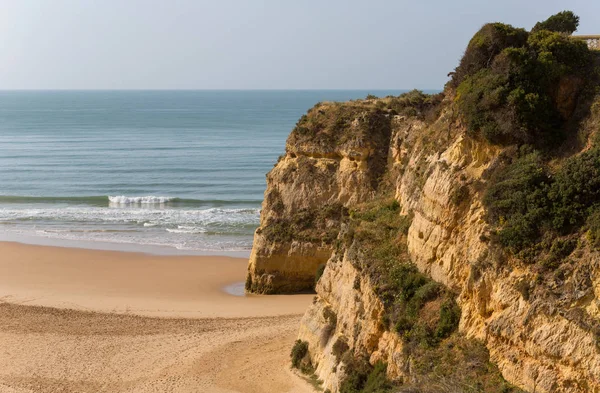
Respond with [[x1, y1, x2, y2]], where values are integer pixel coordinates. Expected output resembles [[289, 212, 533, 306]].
[[247, 14, 600, 391], [247, 90, 600, 392], [246, 102, 392, 293]]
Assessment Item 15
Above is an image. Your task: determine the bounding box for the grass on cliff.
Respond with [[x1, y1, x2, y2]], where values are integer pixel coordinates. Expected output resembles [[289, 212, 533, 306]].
[[259, 203, 348, 244], [483, 137, 600, 267], [291, 90, 443, 147], [344, 198, 460, 348], [398, 335, 526, 393], [335, 198, 523, 392], [451, 11, 596, 147], [336, 338, 524, 393]]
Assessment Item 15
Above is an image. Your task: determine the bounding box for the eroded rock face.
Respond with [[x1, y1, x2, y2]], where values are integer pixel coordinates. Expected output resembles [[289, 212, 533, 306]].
[[246, 102, 393, 294], [250, 95, 600, 392], [298, 248, 404, 392]]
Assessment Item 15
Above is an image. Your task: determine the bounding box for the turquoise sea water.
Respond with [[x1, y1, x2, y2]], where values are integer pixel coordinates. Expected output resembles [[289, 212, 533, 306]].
[[0, 90, 409, 254]]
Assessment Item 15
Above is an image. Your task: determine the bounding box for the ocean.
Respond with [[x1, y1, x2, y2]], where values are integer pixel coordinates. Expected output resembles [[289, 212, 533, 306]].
[[0, 90, 409, 254]]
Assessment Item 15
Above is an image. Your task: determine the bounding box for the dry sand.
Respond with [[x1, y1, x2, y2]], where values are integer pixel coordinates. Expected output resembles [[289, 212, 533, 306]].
[[0, 242, 315, 393]]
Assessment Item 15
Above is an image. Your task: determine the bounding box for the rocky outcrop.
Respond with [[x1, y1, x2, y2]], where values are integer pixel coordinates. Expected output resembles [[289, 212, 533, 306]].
[[248, 86, 600, 390], [246, 102, 393, 293], [292, 98, 600, 392]]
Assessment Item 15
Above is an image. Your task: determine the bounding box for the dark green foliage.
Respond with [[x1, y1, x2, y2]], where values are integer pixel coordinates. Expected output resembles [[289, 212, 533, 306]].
[[290, 102, 392, 152], [315, 264, 326, 287], [483, 148, 552, 251], [291, 340, 309, 369], [362, 362, 394, 393], [532, 11, 579, 34], [544, 238, 576, 268], [451, 23, 528, 87], [435, 299, 461, 340], [321, 307, 338, 345], [548, 147, 600, 231], [453, 12, 593, 146], [484, 145, 600, 257], [340, 360, 393, 393]]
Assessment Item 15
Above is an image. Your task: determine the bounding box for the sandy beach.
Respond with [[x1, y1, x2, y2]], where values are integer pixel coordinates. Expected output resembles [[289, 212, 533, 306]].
[[0, 242, 314, 393]]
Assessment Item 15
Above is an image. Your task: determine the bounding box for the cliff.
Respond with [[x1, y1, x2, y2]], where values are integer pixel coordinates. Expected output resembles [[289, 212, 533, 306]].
[[247, 11, 600, 393], [246, 100, 396, 293]]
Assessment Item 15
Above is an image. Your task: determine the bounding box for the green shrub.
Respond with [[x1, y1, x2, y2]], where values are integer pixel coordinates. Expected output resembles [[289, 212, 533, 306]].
[[451, 22, 528, 87], [291, 340, 309, 369], [340, 360, 393, 393], [483, 148, 552, 251], [435, 299, 461, 340], [548, 147, 600, 231], [484, 144, 600, 259], [362, 362, 393, 393], [320, 307, 338, 345], [406, 335, 526, 393], [532, 10, 579, 34], [453, 11, 593, 146], [544, 238, 576, 268]]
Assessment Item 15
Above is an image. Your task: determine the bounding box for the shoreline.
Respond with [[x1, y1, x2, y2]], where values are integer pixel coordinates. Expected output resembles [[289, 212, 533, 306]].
[[0, 231, 252, 258], [0, 241, 311, 318]]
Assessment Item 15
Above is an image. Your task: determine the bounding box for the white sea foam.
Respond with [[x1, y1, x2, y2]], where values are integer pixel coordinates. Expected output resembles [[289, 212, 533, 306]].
[[0, 200, 260, 252], [166, 227, 206, 234], [0, 207, 259, 227], [108, 195, 175, 204]]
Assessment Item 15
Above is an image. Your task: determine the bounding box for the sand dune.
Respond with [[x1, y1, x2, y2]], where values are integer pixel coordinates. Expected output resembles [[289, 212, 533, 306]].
[[0, 243, 314, 393]]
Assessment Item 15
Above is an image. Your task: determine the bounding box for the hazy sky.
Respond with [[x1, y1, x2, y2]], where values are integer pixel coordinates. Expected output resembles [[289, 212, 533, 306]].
[[1, 0, 598, 90]]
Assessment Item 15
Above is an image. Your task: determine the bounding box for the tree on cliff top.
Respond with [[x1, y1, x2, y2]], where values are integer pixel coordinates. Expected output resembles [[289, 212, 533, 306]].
[[531, 10, 579, 35], [450, 11, 593, 147]]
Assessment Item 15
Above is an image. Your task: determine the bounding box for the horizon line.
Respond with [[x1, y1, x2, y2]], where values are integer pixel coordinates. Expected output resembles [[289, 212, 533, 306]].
[[0, 88, 443, 92]]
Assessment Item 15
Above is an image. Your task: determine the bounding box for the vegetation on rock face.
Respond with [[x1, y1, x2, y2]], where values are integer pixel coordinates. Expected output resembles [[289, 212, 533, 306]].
[[289, 101, 393, 160], [289, 90, 443, 152], [452, 11, 594, 147], [465, 12, 600, 275], [345, 198, 460, 348], [291, 339, 314, 374], [259, 203, 348, 244], [332, 195, 520, 391], [340, 360, 393, 393], [484, 143, 600, 260], [400, 336, 525, 393]]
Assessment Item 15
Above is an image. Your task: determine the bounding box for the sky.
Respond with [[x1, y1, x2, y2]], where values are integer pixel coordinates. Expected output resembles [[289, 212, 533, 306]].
[[0, 0, 598, 90]]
